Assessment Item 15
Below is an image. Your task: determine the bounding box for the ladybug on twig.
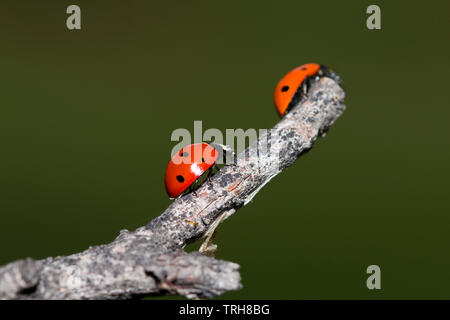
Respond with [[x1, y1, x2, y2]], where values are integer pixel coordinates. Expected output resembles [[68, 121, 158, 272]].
[[164, 142, 235, 255], [164, 142, 234, 199], [162, 62, 340, 255], [273, 63, 340, 117]]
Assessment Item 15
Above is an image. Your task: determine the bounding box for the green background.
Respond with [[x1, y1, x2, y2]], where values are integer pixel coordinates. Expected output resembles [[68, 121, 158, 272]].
[[1, 0, 449, 299]]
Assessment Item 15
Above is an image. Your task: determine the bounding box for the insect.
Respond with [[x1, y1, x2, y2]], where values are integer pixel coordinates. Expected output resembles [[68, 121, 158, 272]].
[[164, 142, 233, 199], [165, 143, 235, 254], [273, 63, 339, 117]]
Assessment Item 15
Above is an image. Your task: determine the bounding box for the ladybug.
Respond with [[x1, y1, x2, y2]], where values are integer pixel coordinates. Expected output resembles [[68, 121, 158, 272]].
[[273, 63, 339, 117], [164, 143, 232, 199]]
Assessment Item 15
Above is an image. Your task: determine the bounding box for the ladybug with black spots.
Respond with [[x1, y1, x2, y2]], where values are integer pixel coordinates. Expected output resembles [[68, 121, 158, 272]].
[[273, 63, 340, 117], [164, 142, 233, 199]]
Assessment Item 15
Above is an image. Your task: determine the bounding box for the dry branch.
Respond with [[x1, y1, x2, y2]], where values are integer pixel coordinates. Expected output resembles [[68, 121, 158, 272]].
[[0, 77, 345, 300]]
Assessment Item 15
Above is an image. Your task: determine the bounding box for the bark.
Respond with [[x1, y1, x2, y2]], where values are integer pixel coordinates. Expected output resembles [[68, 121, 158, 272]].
[[0, 77, 345, 299]]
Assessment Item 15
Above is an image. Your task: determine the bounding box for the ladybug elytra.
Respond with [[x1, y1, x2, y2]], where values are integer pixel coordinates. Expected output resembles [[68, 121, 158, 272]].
[[164, 143, 225, 199], [273, 63, 339, 117]]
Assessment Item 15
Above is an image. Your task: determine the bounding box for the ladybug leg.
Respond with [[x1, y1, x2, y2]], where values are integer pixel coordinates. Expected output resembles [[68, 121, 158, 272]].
[[301, 77, 308, 95], [192, 176, 203, 196], [186, 167, 214, 197], [200, 166, 212, 191], [201, 165, 215, 190], [302, 75, 314, 96], [183, 178, 199, 197], [207, 164, 216, 178]]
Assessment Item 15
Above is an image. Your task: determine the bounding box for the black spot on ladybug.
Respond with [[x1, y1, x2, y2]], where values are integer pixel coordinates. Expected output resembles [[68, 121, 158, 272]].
[[180, 152, 189, 157], [281, 86, 289, 92], [176, 175, 184, 183], [202, 157, 205, 162], [301, 67, 307, 70]]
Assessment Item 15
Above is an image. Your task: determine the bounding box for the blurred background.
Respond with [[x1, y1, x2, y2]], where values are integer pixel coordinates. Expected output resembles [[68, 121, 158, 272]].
[[1, 0, 449, 299]]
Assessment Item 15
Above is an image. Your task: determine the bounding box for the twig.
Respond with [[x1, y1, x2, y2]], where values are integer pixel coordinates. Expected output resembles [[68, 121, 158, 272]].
[[0, 77, 345, 299]]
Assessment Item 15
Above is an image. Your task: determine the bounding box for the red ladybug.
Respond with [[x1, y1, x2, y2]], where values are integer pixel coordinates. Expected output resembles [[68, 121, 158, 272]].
[[164, 143, 219, 199], [273, 63, 338, 117]]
